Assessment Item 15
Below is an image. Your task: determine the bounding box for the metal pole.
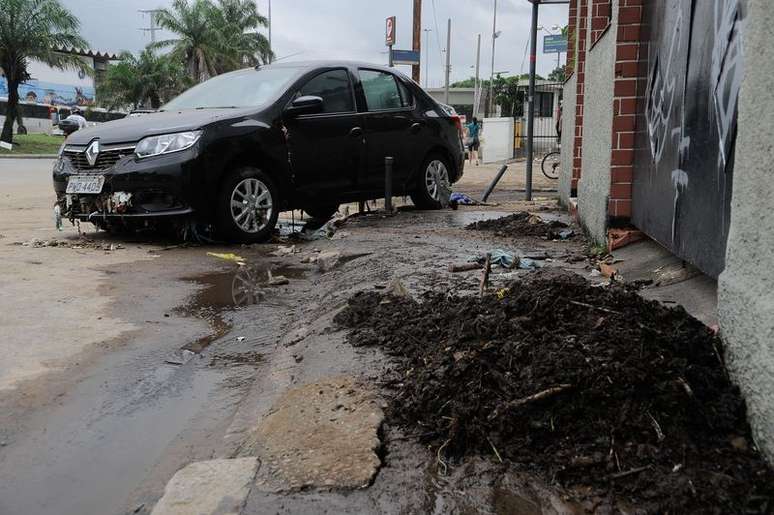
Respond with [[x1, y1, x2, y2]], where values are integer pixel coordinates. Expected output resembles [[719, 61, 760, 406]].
[[488, 0, 497, 117], [389, 44, 394, 67], [423, 29, 431, 87], [412, 0, 422, 83], [384, 157, 394, 212], [474, 34, 481, 118], [268, 0, 272, 62], [481, 164, 508, 203], [525, 0, 539, 201], [444, 18, 451, 104]]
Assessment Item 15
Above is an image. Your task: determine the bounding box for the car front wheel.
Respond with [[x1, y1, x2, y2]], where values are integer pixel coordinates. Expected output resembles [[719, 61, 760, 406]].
[[410, 154, 451, 209], [216, 167, 279, 243]]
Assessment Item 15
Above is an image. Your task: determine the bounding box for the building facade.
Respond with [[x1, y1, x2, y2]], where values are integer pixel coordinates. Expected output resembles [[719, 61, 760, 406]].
[[559, 0, 774, 462]]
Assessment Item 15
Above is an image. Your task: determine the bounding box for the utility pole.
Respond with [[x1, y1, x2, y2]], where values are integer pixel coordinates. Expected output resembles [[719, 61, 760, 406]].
[[423, 29, 432, 87], [444, 18, 451, 104], [138, 9, 162, 44], [487, 0, 498, 117], [474, 34, 481, 118], [268, 0, 272, 62], [412, 0, 422, 83], [525, 0, 539, 201]]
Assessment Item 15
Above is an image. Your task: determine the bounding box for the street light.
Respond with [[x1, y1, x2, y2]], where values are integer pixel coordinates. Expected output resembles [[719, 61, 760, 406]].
[[488, 0, 500, 117]]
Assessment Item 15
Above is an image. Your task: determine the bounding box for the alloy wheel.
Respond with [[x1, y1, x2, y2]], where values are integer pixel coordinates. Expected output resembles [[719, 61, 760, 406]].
[[425, 160, 450, 201], [230, 178, 273, 234]]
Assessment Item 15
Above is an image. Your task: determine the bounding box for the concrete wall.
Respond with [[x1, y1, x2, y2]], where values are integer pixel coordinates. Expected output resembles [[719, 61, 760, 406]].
[[559, 73, 576, 205], [481, 117, 514, 164], [0, 114, 53, 135], [577, 0, 618, 244], [718, 0, 774, 463]]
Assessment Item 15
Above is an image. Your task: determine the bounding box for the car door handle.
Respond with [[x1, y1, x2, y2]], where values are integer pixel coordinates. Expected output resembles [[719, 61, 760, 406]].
[[349, 127, 363, 138], [410, 122, 422, 134]]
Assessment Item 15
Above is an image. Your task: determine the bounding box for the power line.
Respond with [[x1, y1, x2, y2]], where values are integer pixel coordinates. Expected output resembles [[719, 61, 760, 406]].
[[138, 9, 162, 44]]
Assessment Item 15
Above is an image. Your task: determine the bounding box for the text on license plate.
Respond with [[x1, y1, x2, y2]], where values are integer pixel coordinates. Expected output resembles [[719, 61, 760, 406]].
[[66, 175, 105, 194]]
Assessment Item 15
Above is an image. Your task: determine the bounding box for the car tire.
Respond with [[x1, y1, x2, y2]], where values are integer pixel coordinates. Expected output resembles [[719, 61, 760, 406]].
[[216, 167, 279, 243], [410, 153, 452, 210], [303, 204, 339, 221]]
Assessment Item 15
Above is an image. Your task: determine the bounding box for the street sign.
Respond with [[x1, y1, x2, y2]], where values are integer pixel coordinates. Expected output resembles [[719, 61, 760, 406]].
[[390, 49, 420, 66], [386, 16, 396, 46], [543, 34, 567, 54]]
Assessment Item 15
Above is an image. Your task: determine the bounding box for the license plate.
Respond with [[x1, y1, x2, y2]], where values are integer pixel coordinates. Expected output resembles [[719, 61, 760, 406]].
[[66, 175, 105, 194]]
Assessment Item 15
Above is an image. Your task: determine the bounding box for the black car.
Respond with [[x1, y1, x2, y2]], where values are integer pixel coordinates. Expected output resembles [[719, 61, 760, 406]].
[[53, 61, 465, 242]]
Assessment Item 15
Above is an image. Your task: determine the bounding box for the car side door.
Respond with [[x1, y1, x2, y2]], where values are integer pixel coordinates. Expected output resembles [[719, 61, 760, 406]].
[[357, 69, 417, 192], [284, 68, 365, 199]]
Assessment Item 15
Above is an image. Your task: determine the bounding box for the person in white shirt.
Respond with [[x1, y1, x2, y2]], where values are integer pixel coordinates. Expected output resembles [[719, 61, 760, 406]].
[[65, 107, 87, 129]]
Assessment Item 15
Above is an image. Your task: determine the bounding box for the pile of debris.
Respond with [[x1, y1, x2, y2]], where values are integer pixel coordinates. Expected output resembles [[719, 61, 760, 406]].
[[467, 211, 574, 240], [15, 238, 124, 251], [335, 270, 774, 513]]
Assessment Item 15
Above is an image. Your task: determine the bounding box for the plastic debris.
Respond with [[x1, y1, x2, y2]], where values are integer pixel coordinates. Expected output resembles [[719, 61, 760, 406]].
[[518, 257, 544, 270], [450, 192, 477, 205], [206, 252, 246, 265]]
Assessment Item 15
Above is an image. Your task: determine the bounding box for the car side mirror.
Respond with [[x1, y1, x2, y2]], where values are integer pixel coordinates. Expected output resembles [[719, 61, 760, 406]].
[[284, 95, 324, 117]]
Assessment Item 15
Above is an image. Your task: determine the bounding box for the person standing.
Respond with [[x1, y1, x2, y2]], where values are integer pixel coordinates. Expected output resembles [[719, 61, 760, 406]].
[[65, 106, 87, 130], [466, 117, 481, 165]]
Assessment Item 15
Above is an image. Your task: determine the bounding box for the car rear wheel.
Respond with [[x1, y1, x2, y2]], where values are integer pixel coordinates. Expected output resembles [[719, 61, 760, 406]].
[[303, 204, 339, 221], [410, 154, 451, 210], [216, 167, 279, 243]]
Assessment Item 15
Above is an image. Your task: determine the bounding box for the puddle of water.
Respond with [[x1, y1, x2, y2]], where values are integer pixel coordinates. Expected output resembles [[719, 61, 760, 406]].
[[177, 263, 305, 354]]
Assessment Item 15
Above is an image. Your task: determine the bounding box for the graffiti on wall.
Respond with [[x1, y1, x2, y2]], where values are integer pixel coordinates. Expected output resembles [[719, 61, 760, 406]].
[[633, 0, 745, 278]]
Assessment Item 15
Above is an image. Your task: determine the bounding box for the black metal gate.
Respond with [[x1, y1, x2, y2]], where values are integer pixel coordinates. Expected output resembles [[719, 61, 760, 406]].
[[513, 82, 563, 160], [633, 0, 744, 277]]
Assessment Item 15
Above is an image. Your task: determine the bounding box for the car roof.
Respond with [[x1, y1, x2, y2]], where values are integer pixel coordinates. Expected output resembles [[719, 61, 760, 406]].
[[258, 60, 414, 80]]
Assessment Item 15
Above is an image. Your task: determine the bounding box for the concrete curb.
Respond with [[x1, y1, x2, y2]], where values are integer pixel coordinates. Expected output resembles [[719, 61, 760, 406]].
[[0, 154, 57, 159]]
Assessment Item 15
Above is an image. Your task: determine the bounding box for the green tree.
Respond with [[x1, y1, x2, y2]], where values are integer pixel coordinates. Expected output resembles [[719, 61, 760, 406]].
[[548, 66, 566, 82], [97, 48, 190, 111], [0, 0, 88, 143], [154, 0, 273, 83], [154, 0, 221, 82], [212, 0, 273, 73]]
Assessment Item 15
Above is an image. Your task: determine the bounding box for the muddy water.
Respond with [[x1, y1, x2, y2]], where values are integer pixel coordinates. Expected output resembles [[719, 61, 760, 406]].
[[0, 259, 304, 515]]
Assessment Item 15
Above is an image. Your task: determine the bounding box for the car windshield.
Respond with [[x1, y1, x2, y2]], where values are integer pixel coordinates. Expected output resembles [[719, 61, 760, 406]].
[[162, 67, 301, 110]]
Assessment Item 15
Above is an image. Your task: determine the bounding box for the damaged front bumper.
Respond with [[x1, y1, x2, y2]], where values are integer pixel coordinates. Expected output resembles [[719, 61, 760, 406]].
[[53, 143, 200, 224]]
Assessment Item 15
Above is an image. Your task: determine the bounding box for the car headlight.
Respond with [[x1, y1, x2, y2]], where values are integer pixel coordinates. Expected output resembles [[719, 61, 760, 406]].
[[135, 130, 202, 158]]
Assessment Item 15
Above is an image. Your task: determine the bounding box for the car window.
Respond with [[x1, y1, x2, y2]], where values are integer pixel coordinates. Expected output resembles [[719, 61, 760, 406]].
[[359, 70, 403, 111], [396, 80, 413, 108], [298, 69, 354, 114]]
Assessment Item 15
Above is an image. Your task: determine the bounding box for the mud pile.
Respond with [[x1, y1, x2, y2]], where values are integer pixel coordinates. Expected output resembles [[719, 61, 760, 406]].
[[467, 211, 574, 239], [334, 271, 774, 514]]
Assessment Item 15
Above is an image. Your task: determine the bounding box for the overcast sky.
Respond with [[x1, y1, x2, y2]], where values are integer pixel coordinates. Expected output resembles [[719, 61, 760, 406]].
[[61, 0, 568, 86]]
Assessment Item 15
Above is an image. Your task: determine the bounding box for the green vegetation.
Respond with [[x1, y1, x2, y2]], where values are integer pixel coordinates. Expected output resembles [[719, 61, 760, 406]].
[[98, 49, 191, 110], [0, 0, 88, 144], [0, 133, 65, 155]]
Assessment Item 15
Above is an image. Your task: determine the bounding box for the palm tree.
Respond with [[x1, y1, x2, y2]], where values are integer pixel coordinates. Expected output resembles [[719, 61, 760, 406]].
[[154, 0, 222, 82], [0, 0, 88, 144], [97, 48, 190, 111], [212, 0, 273, 73]]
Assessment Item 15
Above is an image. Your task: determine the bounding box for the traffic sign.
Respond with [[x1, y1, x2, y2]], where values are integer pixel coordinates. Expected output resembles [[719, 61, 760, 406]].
[[391, 49, 420, 66], [386, 16, 396, 46], [543, 34, 568, 54]]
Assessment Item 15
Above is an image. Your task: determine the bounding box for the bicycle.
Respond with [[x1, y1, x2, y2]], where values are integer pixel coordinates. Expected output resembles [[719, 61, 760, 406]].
[[541, 150, 561, 180]]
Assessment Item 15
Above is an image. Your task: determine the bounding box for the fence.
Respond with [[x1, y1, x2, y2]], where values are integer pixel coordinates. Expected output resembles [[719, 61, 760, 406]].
[[513, 82, 563, 160]]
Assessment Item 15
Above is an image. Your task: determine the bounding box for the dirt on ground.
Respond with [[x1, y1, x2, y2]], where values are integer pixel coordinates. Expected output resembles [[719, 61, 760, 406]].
[[467, 211, 576, 240], [334, 269, 774, 514]]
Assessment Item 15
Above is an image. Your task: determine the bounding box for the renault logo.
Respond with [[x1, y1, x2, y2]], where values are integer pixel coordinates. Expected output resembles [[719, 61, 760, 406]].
[[85, 140, 100, 167]]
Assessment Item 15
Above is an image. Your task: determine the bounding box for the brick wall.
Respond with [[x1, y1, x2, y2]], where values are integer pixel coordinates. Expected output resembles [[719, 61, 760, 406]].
[[590, 0, 612, 45], [608, 0, 644, 220], [571, 0, 588, 196], [567, 0, 578, 74]]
